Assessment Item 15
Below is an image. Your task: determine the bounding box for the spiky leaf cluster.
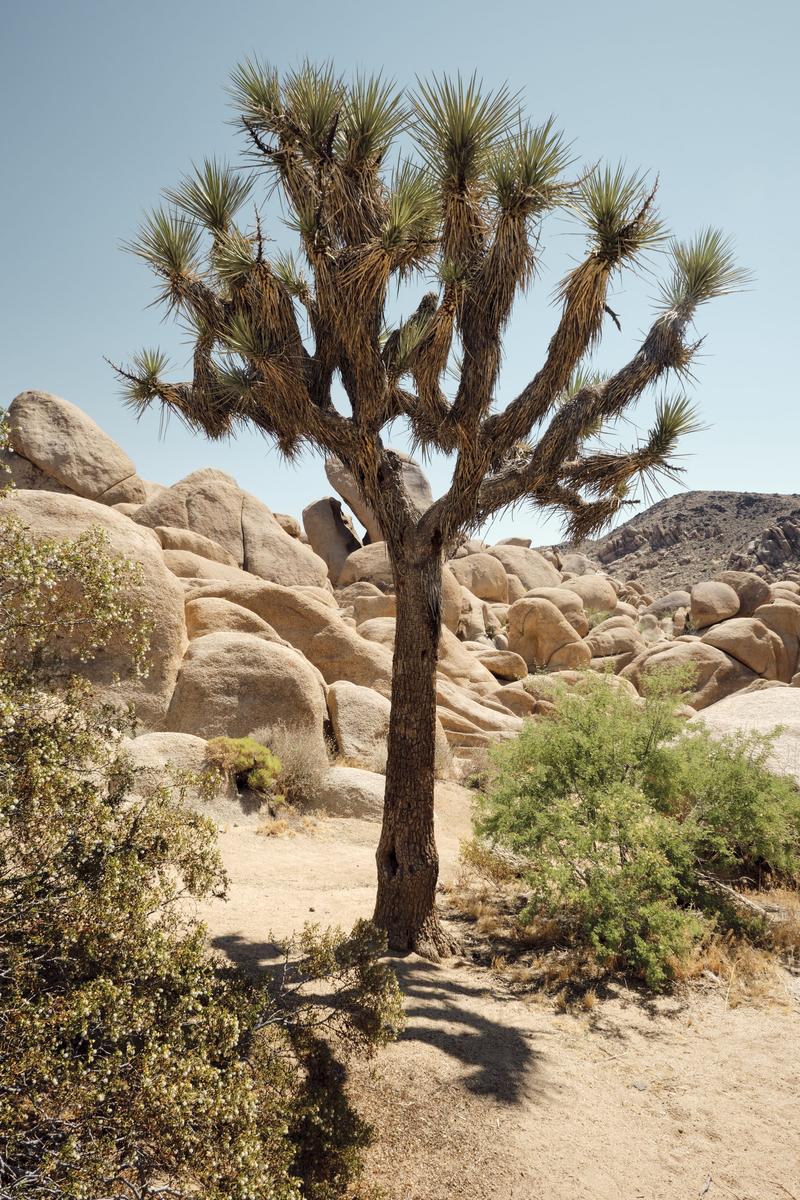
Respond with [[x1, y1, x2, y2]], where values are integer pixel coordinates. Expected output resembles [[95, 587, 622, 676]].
[[114, 62, 747, 547]]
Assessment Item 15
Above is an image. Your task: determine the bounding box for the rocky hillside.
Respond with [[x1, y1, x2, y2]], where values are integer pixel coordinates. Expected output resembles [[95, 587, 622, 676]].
[[575, 490, 800, 592], [2, 389, 800, 813]]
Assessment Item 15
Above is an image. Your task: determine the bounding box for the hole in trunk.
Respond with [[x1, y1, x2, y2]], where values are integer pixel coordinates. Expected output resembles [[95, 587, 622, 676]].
[[385, 847, 399, 878]]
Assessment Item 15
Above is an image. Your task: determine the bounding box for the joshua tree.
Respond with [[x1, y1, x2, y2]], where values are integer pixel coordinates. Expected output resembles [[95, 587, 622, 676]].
[[115, 63, 746, 957]]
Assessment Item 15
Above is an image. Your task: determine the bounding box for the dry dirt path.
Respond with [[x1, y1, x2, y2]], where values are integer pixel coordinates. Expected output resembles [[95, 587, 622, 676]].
[[193, 787, 800, 1200]]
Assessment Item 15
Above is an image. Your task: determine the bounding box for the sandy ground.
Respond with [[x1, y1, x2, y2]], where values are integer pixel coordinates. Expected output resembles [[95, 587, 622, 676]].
[[194, 786, 800, 1200]]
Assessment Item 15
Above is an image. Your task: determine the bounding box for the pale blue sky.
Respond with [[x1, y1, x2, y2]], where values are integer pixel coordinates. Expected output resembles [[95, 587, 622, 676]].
[[2, 0, 798, 542]]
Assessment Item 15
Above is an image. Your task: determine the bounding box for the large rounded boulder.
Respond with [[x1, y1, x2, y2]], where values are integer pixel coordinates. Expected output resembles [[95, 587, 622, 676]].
[[122, 732, 239, 811], [181, 579, 395, 695], [563, 573, 618, 616], [8, 390, 146, 504], [448, 552, 509, 603], [488, 545, 561, 592], [753, 601, 800, 681], [524, 586, 589, 636], [690, 581, 740, 630], [134, 468, 328, 588], [165, 632, 328, 758], [507, 596, 590, 672], [700, 617, 785, 679], [621, 639, 755, 710]]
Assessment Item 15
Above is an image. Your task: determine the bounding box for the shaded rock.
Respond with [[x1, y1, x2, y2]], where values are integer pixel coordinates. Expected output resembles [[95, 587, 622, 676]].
[[507, 596, 589, 672], [325, 451, 432, 542], [525, 586, 589, 636], [0, 447, 75, 493], [753, 601, 800, 681], [302, 496, 362, 583], [274, 512, 302, 538], [328, 681, 391, 766], [441, 566, 464, 634], [458, 587, 488, 642]]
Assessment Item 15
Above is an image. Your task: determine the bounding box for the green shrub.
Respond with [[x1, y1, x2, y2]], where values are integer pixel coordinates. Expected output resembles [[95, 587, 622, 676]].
[[207, 734, 283, 796], [0, 510, 402, 1199], [475, 672, 800, 989]]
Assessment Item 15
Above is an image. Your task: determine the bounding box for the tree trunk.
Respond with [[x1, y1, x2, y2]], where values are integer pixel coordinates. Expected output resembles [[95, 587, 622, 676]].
[[372, 542, 457, 959]]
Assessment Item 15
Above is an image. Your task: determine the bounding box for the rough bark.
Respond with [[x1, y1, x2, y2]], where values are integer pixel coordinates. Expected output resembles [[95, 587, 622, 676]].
[[372, 539, 457, 958]]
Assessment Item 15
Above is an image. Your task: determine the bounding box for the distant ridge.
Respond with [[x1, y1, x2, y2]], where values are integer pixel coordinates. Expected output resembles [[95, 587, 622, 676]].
[[569, 490, 800, 590]]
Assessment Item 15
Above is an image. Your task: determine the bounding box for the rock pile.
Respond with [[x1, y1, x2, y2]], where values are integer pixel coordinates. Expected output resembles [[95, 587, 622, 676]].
[[4, 390, 800, 815]]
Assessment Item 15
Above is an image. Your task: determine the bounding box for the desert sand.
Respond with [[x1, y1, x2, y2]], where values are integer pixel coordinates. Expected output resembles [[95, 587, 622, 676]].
[[193, 789, 800, 1200]]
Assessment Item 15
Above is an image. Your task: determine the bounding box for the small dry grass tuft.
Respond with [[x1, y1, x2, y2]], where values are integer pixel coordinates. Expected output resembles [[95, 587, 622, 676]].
[[765, 886, 800, 967], [257, 816, 294, 838], [265, 723, 330, 806]]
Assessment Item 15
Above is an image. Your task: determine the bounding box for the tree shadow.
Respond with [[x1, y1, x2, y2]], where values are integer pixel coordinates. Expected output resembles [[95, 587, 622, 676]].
[[211, 932, 545, 1107], [387, 955, 545, 1106], [211, 931, 289, 985]]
